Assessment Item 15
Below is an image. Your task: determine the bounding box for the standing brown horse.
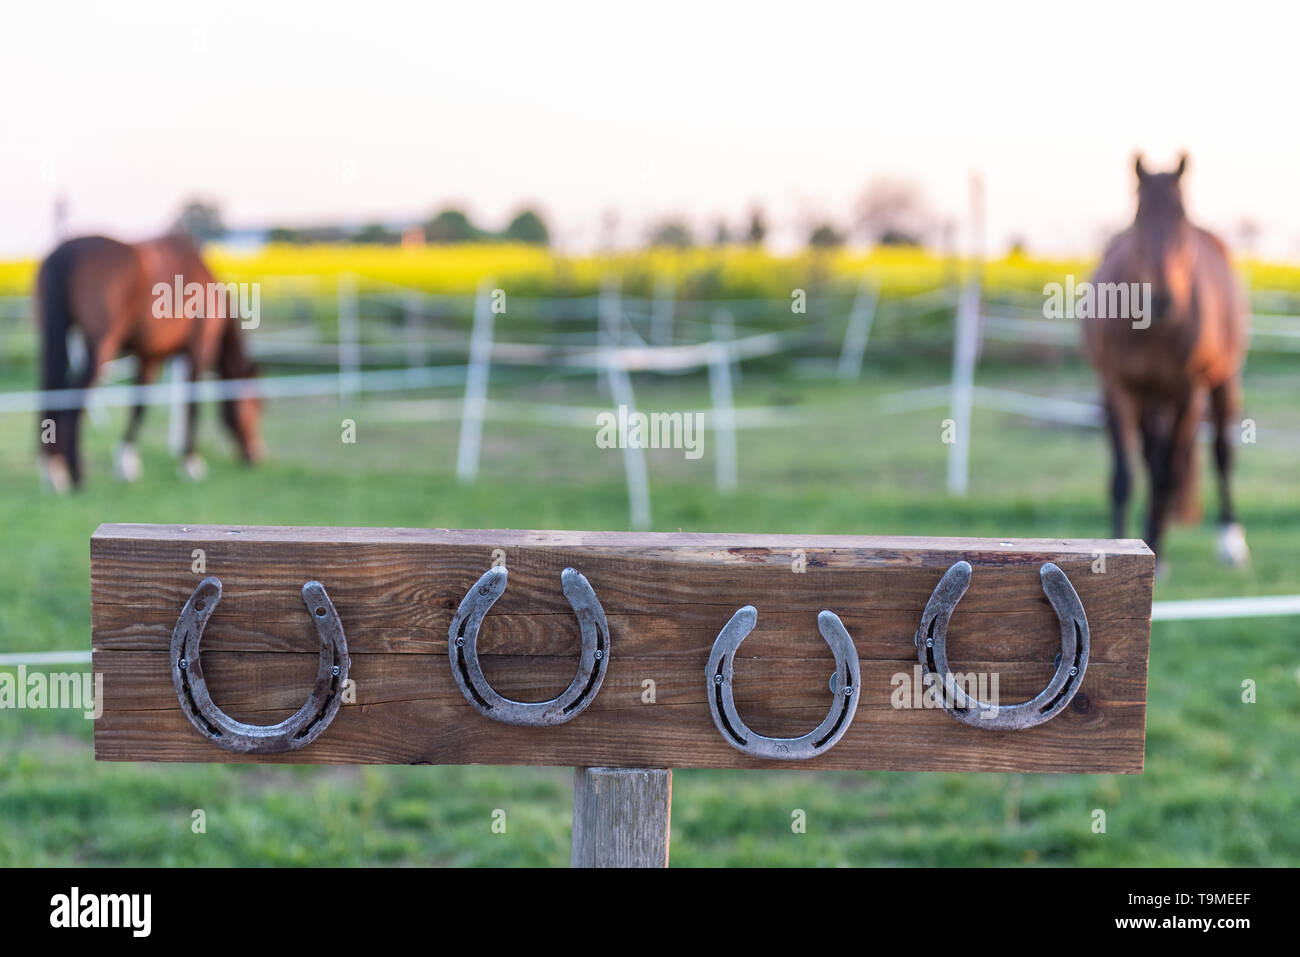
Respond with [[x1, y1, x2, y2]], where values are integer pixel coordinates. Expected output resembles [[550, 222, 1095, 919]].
[[36, 233, 265, 491], [1084, 154, 1250, 568]]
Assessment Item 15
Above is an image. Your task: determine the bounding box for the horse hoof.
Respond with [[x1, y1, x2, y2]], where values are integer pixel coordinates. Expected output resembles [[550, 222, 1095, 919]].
[[180, 454, 208, 482], [40, 456, 72, 495], [114, 443, 142, 483], [1217, 522, 1250, 567]]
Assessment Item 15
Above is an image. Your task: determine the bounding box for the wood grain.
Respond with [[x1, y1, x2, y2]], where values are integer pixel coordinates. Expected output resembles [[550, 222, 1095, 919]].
[[91, 525, 1154, 772], [571, 768, 671, 867]]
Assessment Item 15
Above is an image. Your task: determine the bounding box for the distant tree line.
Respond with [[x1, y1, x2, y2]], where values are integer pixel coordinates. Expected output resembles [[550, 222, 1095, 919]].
[[644, 177, 936, 251], [171, 174, 947, 252], [645, 208, 768, 249], [266, 207, 552, 246]]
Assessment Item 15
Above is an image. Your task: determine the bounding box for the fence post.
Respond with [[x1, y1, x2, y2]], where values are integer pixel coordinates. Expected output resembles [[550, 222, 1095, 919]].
[[167, 356, 190, 456], [650, 275, 675, 347], [404, 290, 422, 370], [708, 340, 738, 492], [68, 332, 106, 429], [597, 277, 621, 397], [571, 767, 671, 868], [836, 274, 879, 380], [598, 280, 652, 530], [338, 273, 360, 401], [456, 279, 495, 483], [946, 280, 980, 495], [711, 307, 740, 385]]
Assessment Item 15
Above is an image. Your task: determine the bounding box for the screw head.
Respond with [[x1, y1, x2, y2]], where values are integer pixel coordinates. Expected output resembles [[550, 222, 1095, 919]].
[[178, 658, 188, 670], [331, 665, 340, 676], [593, 649, 603, 660], [714, 674, 723, 685], [844, 686, 853, 696], [925, 637, 934, 648], [1069, 666, 1078, 676], [455, 636, 464, 647]]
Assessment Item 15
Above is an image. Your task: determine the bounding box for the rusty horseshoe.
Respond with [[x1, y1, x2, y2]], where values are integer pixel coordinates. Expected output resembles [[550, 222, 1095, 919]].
[[170, 576, 350, 753], [449, 565, 610, 726], [707, 605, 860, 760], [916, 560, 1090, 730]]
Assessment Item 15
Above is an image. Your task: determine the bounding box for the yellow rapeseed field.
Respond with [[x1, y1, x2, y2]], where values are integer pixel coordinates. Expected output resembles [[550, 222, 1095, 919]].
[[1, 243, 1295, 299]]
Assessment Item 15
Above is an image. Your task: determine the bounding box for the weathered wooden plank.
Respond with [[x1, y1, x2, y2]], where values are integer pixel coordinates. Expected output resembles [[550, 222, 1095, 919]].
[[571, 767, 671, 867], [92, 654, 1148, 770], [92, 651, 1149, 715], [91, 525, 1153, 772], [93, 699, 1147, 772], [90, 606, 1152, 661]]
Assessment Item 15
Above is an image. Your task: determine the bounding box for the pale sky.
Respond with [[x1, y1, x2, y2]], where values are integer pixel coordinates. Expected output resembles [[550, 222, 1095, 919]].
[[3, 0, 1298, 259]]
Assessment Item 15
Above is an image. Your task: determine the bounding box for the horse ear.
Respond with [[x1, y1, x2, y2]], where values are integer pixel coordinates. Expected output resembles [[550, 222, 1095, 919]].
[[1175, 153, 1188, 178], [1134, 154, 1148, 181]]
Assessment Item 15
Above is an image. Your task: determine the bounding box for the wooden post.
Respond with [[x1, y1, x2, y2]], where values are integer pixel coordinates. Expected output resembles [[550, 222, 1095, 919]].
[[571, 767, 671, 868]]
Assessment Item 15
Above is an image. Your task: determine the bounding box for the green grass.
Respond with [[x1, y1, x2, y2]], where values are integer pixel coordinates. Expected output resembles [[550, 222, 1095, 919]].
[[1, 352, 1297, 866]]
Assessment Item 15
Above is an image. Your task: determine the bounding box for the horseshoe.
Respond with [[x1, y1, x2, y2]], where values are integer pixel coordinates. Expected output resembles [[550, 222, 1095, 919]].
[[916, 561, 1089, 730], [170, 576, 350, 753], [707, 605, 860, 760], [449, 565, 609, 726]]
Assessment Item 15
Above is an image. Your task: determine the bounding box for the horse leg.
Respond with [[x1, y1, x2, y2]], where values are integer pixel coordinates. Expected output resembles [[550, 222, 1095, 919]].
[[1104, 391, 1135, 538], [1139, 401, 1173, 569], [179, 357, 208, 481], [1143, 393, 1199, 573], [40, 422, 73, 493], [64, 340, 108, 489], [1211, 378, 1249, 566], [115, 357, 159, 482]]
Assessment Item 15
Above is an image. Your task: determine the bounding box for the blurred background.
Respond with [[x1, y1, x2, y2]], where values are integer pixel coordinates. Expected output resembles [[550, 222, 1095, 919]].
[[1, 1, 1296, 866]]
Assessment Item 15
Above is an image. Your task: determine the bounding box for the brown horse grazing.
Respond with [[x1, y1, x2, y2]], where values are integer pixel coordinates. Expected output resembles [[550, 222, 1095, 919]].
[[1084, 155, 1250, 568], [36, 234, 265, 491]]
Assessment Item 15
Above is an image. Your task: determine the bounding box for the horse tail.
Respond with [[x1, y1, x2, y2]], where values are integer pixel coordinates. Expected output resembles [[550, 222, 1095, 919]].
[[36, 241, 80, 482], [218, 309, 253, 377], [37, 241, 76, 396], [215, 281, 266, 463]]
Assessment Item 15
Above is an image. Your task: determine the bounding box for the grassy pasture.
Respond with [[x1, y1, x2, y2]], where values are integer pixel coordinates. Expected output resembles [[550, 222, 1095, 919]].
[[0, 340, 1296, 866]]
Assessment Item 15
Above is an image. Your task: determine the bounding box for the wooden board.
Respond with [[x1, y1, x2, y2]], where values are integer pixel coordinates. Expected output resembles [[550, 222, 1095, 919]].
[[90, 525, 1154, 772]]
